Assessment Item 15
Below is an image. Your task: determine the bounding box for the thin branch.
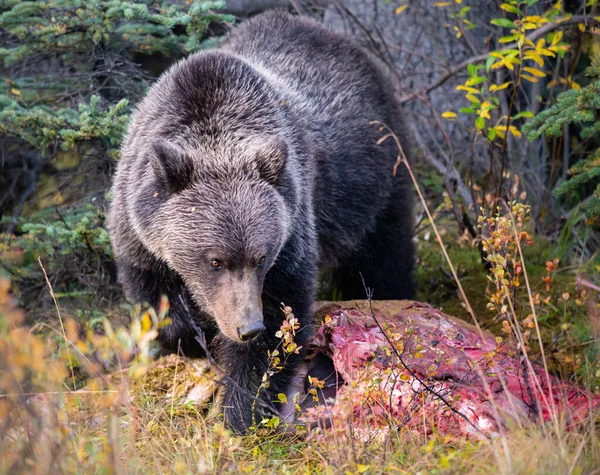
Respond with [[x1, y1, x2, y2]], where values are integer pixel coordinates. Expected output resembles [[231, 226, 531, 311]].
[[39, 257, 77, 392], [404, 117, 474, 211], [178, 295, 281, 419]]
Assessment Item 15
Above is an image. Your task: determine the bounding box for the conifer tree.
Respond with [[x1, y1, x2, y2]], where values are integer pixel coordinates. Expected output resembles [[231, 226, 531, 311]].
[[0, 0, 232, 299]]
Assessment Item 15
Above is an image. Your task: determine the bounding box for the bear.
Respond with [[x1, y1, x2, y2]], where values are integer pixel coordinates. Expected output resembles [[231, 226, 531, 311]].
[[107, 11, 415, 433]]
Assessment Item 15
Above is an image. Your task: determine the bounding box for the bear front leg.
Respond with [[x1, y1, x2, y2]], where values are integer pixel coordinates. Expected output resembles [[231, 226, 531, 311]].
[[218, 336, 307, 433], [216, 268, 314, 433]]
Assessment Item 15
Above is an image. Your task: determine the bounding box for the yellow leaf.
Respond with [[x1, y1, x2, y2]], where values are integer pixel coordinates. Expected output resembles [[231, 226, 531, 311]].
[[434, 2, 451, 6], [492, 61, 513, 71], [456, 85, 479, 93], [10, 88, 20, 95], [523, 66, 546, 77], [466, 93, 481, 103], [578, 23, 586, 32], [508, 126, 522, 138], [441, 111, 458, 119], [395, 4, 408, 14], [521, 74, 539, 83], [523, 15, 547, 25], [570, 80, 582, 90], [489, 81, 512, 92], [478, 108, 491, 120], [551, 30, 563, 46], [524, 53, 544, 67], [141, 312, 152, 332]]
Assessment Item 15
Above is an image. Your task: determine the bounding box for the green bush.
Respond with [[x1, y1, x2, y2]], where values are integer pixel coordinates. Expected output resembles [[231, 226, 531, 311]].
[[524, 59, 600, 223], [0, 0, 233, 303]]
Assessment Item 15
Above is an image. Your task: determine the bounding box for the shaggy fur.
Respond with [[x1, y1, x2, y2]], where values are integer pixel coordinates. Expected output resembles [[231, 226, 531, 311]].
[[107, 11, 415, 433]]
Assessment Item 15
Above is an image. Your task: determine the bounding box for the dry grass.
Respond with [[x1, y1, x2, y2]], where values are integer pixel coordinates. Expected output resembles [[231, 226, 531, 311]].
[[1, 270, 599, 474], [1, 155, 599, 473]]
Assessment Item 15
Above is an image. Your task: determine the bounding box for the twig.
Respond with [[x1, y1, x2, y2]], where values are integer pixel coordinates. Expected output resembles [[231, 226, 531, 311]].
[[372, 121, 483, 336], [39, 257, 77, 392], [496, 59, 522, 201], [178, 295, 280, 418], [509, 211, 558, 426], [521, 357, 539, 417], [404, 116, 474, 211]]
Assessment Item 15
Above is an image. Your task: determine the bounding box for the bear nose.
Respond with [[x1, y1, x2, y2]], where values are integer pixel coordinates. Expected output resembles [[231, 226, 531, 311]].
[[237, 321, 266, 341]]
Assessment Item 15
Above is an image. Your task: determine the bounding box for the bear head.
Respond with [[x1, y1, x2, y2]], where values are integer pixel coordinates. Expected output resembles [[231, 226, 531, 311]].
[[145, 136, 293, 343]]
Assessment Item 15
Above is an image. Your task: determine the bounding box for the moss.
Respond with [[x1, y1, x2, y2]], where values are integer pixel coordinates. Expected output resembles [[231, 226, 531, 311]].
[[415, 224, 576, 331], [415, 230, 493, 329]]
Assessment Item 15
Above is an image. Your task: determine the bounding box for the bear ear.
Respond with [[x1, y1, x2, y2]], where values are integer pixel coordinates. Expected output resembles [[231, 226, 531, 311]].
[[150, 140, 194, 195], [254, 137, 288, 185]]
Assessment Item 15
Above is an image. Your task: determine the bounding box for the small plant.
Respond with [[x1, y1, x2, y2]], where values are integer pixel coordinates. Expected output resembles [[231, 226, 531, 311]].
[[1, 204, 114, 302], [0, 277, 164, 472], [477, 197, 599, 387], [478, 200, 535, 327], [251, 303, 302, 431]]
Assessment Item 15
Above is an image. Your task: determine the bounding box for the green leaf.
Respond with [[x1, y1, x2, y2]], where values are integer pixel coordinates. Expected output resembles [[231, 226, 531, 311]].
[[499, 4, 523, 15], [468, 63, 478, 78], [491, 18, 517, 29], [513, 111, 534, 120], [476, 116, 485, 130], [485, 55, 497, 72], [466, 76, 487, 86]]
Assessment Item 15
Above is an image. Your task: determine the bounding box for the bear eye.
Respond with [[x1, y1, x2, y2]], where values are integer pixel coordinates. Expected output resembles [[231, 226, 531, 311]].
[[210, 259, 222, 270], [256, 256, 266, 268]]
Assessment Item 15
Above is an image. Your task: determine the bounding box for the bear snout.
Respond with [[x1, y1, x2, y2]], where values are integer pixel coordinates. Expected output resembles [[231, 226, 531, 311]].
[[237, 319, 266, 341]]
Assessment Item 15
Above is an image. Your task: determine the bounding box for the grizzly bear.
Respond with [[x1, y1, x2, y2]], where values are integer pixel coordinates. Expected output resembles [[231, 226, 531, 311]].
[[107, 11, 415, 433]]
